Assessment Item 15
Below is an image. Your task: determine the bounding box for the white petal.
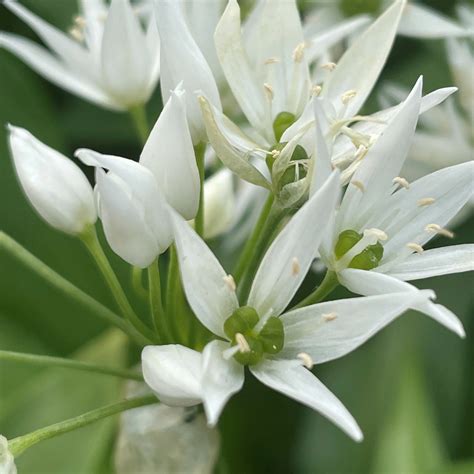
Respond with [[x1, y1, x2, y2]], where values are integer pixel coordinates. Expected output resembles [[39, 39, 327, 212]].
[[142, 345, 203, 406], [251, 359, 363, 442], [383, 245, 474, 281], [172, 212, 239, 338], [140, 87, 200, 220], [281, 292, 426, 363], [398, 2, 472, 38], [156, 0, 221, 143], [322, 0, 405, 119], [248, 171, 340, 317], [201, 340, 245, 426], [7, 125, 96, 235], [338, 269, 465, 337], [101, 0, 151, 107], [79, 0, 107, 56]]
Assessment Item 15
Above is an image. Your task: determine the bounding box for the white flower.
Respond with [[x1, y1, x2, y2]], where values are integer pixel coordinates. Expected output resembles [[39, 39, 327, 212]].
[[154, 0, 222, 144], [141, 171, 438, 439], [7, 125, 97, 235], [0, 435, 16, 474], [318, 77, 473, 337], [76, 87, 198, 266], [0, 0, 160, 110]]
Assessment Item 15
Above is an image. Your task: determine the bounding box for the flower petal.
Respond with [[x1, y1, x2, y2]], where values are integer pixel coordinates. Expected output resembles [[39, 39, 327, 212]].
[[338, 269, 465, 337], [248, 170, 340, 317], [172, 212, 239, 338], [142, 345, 203, 406], [140, 87, 200, 220], [322, 0, 405, 119], [251, 359, 363, 442], [201, 340, 245, 426], [382, 244, 474, 281]]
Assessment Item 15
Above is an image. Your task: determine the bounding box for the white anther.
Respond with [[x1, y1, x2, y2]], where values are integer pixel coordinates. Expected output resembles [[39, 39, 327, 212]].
[[297, 352, 314, 369], [291, 257, 301, 276], [235, 333, 251, 353], [393, 176, 410, 189], [406, 242, 424, 254], [364, 228, 388, 241], [425, 224, 454, 239], [223, 274, 236, 292], [264, 83, 274, 100], [73, 15, 86, 27], [341, 89, 357, 105], [352, 180, 365, 192], [417, 197, 435, 207], [293, 42, 306, 63], [321, 62, 337, 71], [311, 84, 322, 97], [69, 26, 84, 41], [264, 57, 280, 65], [322, 312, 337, 322], [270, 149, 280, 158]]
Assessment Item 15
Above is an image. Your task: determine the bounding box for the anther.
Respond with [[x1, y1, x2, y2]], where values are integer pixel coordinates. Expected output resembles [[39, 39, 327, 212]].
[[270, 149, 280, 158], [223, 274, 236, 292], [352, 180, 365, 192], [235, 333, 251, 353], [311, 84, 322, 96], [264, 57, 280, 65], [293, 42, 306, 63], [264, 83, 274, 100], [406, 243, 424, 254], [69, 26, 83, 41], [322, 312, 337, 321], [297, 352, 314, 369], [364, 228, 388, 241], [73, 15, 86, 27], [321, 62, 337, 71], [341, 90, 357, 105], [393, 176, 410, 189], [291, 257, 301, 276], [418, 197, 435, 207], [425, 224, 454, 239]]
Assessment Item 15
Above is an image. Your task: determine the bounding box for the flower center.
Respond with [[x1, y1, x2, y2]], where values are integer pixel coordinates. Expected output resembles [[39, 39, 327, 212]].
[[335, 229, 385, 270], [224, 306, 284, 366]]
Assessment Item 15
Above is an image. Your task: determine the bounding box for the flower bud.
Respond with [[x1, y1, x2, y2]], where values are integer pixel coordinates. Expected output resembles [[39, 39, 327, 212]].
[[7, 125, 97, 235]]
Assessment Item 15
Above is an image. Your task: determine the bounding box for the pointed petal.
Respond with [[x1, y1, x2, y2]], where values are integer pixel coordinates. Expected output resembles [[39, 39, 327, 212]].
[[156, 0, 221, 143], [101, 0, 151, 107], [141, 87, 200, 220], [338, 269, 465, 337], [142, 345, 203, 406], [251, 359, 363, 442], [383, 245, 474, 281], [172, 212, 239, 338], [201, 340, 245, 426], [248, 171, 340, 317], [281, 292, 425, 363], [322, 0, 405, 119]]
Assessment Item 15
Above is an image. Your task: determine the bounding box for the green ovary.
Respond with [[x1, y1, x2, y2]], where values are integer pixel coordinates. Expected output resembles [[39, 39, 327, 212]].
[[224, 306, 284, 366], [273, 111, 296, 142], [335, 229, 384, 270]]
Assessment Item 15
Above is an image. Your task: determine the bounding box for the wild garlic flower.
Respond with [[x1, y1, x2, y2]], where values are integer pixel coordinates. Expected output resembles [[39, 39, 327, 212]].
[[0, 436, 16, 474], [7, 125, 97, 235], [0, 0, 160, 110]]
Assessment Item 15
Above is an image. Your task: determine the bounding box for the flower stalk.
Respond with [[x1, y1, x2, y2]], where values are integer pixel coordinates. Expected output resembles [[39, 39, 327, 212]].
[[194, 142, 207, 237], [148, 259, 172, 343], [129, 104, 149, 145]]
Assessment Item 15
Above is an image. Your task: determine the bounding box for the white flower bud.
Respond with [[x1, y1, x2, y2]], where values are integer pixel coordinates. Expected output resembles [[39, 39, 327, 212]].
[[7, 125, 97, 235], [0, 435, 16, 474]]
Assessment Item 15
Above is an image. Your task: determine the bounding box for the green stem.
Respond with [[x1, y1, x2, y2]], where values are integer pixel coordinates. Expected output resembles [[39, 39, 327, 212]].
[[166, 245, 185, 343], [238, 202, 285, 303], [131, 266, 148, 301], [194, 142, 206, 237], [0, 232, 150, 347], [292, 271, 339, 309], [81, 226, 156, 342], [148, 259, 172, 343], [0, 350, 143, 381], [233, 193, 274, 283], [129, 104, 149, 145], [8, 395, 157, 457]]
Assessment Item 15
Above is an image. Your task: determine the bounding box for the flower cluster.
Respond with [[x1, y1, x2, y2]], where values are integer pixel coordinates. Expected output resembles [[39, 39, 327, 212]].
[[0, 0, 473, 470]]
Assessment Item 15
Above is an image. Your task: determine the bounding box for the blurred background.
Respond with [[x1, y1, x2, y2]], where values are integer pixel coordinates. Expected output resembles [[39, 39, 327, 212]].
[[0, 0, 472, 473]]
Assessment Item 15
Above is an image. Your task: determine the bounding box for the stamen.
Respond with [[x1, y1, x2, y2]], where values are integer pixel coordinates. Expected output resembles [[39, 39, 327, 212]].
[[311, 84, 322, 97], [351, 180, 365, 192], [291, 257, 301, 276], [393, 176, 410, 189], [417, 197, 435, 207], [321, 62, 337, 71], [235, 333, 251, 353], [68, 26, 83, 41], [322, 312, 337, 321], [270, 149, 281, 158], [264, 57, 280, 65], [341, 90, 357, 105], [293, 42, 306, 63], [73, 15, 86, 27], [263, 83, 274, 101], [406, 243, 424, 254], [223, 345, 240, 360], [340, 126, 372, 148], [223, 274, 236, 292], [297, 352, 314, 369], [364, 228, 388, 241], [425, 224, 454, 239]]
